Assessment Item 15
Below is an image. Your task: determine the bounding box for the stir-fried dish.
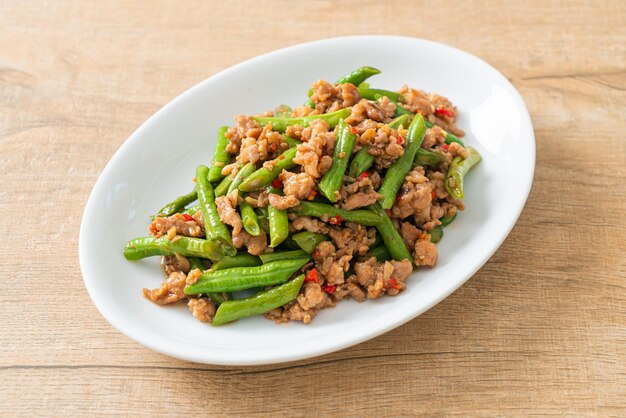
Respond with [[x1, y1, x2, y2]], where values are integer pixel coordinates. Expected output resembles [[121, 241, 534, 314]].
[[124, 66, 481, 326]]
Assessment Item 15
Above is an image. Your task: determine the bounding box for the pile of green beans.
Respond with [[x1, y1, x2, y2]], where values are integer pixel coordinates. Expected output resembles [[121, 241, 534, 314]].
[[124, 65, 484, 326]]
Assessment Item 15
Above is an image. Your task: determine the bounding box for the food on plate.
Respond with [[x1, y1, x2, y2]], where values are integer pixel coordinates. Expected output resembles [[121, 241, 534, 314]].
[[123, 66, 481, 325]]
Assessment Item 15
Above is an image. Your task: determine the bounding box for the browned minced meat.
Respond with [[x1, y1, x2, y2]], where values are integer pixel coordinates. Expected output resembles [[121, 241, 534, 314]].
[[339, 172, 382, 210], [327, 222, 375, 257], [333, 281, 367, 303], [421, 126, 447, 149], [391, 167, 433, 223], [356, 123, 405, 169], [232, 229, 268, 255], [142, 271, 187, 305], [215, 193, 243, 234], [268, 193, 300, 210], [188, 297, 216, 323], [225, 115, 261, 155], [398, 86, 465, 137], [161, 254, 191, 275], [400, 222, 422, 249], [414, 237, 438, 267], [289, 215, 330, 234], [352, 258, 413, 298], [279, 170, 315, 200], [313, 241, 351, 285], [265, 281, 334, 324], [149, 213, 203, 238], [310, 80, 360, 113], [291, 105, 319, 118], [237, 123, 287, 165], [345, 97, 396, 125], [293, 119, 336, 179]]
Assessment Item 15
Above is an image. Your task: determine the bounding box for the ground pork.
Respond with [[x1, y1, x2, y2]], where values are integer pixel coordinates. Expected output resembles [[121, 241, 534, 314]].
[[339, 172, 382, 210], [232, 229, 268, 255], [215, 193, 243, 234], [142, 271, 187, 305], [422, 126, 447, 149], [291, 106, 319, 118], [310, 80, 360, 113], [237, 123, 287, 165], [327, 222, 375, 257], [333, 281, 367, 303], [161, 254, 191, 275], [414, 237, 438, 267], [225, 115, 261, 155], [398, 86, 465, 137], [293, 120, 336, 178], [356, 123, 405, 169], [345, 97, 396, 125], [268, 193, 300, 210], [289, 215, 330, 234], [265, 281, 334, 324], [400, 222, 422, 249], [313, 241, 351, 285], [188, 297, 216, 323], [447, 141, 470, 159], [391, 167, 433, 224], [280, 170, 315, 200], [149, 213, 203, 238], [352, 257, 413, 298]]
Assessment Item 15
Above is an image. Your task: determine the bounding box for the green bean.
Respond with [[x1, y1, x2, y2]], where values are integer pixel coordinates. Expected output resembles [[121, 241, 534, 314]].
[[188, 257, 230, 305], [424, 119, 465, 147], [348, 148, 375, 178], [306, 66, 381, 100], [123, 236, 223, 261], [253, 108, 351, 133], [388, 114, 411, 129], [358, 86, 401, 102], [278, 235, 301, 251], [429, 226, 443, 243], [378, 114, 428, 209], [267, 186, 289, 247], [440, 212, 457, 227], [291, 201, 381, 226], [283, 135, 301, 148], [367, 245, 392, 262], [214, 173, 234, 197], [196, 165, 236, 256], [413, 148, 442, 167], [319, 120, 357, 201], [208, 126, 231, 183], [188, 257, 208, 271], [182, 204, 200, 215], [227, 162, 256, 195], [184, 258, 309, 294], [210, 252, 261, 270], [239, 147, 298, 192], [240, 199, 261, 236], [212, 274, 305, 326], [275, 104, 292, 118], [259, 249, 309, 264], [155, 189, 197, 218], [444, 146, 482, 200], [293, 232, 328, 253], [369, 203, 413, 262], [256, 207, 270, 234]]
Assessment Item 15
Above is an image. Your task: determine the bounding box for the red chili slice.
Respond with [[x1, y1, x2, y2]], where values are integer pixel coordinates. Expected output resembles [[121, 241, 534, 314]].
[[305, 268, 319, 284], [387, 278, 401, 290], [357, 172, 369, 180], [322, 284, 336, 294], [350, 126, 358, 135], [435, 107, 453, 118], [431, 191, 437, 201], [442, 144, 449, 151], [182, 214, 194, 222], [397, 135, 404, 145], [271, 178, 282, 189]]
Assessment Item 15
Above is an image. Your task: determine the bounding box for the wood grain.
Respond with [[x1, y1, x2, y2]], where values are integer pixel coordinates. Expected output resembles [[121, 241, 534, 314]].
[[1, 0, 624, 416]]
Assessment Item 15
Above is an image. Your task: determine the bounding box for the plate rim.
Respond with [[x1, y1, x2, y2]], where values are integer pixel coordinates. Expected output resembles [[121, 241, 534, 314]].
[[79, 35, 536, 365]]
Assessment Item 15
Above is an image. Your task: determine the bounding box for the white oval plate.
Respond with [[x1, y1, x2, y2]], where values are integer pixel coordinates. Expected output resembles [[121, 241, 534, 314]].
[[80, 36, 535, 365]]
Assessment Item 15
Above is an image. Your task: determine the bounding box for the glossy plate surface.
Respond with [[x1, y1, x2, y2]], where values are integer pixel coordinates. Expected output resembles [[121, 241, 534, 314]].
[[79, 36, 535, 365]]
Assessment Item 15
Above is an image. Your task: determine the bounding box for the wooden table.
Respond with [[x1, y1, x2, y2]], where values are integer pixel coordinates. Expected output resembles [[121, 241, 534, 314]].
[[2, 1, 624, 415]]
